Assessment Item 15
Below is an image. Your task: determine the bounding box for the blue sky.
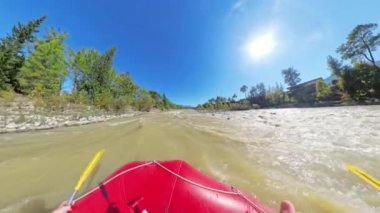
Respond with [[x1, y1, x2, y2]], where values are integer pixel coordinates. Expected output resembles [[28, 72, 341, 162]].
[[1, 0, 380, 106]]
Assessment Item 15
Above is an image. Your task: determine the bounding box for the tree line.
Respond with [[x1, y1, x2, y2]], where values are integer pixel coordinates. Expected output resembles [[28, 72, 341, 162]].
[[0, 16, 179, 111], [197, 23, 380, 110]]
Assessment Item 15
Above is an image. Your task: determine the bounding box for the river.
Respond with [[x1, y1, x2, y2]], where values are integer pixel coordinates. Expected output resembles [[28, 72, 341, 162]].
[[0, 106, 379, 213]]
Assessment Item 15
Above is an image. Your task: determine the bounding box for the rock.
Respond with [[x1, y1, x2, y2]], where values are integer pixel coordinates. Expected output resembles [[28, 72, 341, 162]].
[[18, 125, 26, 130], [6, 122, 17, 129], [49, 120, 58, 126]]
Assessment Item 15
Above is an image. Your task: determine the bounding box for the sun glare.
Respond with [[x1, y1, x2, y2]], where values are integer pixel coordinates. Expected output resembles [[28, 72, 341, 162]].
[[246, 32, 276, 60]]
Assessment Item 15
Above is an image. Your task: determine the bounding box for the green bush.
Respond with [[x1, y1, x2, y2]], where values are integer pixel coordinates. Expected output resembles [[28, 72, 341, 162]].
[[112, 97, 128, 112], [94, 91, 114, 110], [135, 93, 154, 112], [30, 84, 46, 99], [0, 89, 16, 102], [316, 80, 332, 101], [44, 95, 68, 111]]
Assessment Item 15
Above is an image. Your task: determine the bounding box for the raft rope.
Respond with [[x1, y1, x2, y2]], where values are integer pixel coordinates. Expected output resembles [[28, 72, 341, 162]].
[[75, 161, 267, 213]]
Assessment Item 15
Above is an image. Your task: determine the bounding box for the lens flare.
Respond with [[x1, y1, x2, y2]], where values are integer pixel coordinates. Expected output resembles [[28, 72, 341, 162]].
[[246, 32, 276, 60]]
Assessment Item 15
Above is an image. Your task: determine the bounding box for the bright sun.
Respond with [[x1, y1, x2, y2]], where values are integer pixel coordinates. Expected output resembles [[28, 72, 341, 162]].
[[246, 32, 275, 60]]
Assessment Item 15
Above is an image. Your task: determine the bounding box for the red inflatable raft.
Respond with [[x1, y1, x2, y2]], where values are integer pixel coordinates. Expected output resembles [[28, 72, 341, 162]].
[[71, 160, 276, 213]]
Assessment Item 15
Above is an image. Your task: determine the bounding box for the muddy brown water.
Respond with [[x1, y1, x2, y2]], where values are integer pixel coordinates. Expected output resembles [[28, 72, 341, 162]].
[[0, 108, 379, 212]]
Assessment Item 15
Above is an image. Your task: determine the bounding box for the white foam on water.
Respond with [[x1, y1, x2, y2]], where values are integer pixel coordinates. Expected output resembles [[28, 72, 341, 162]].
[[193, 106, 380, 212]]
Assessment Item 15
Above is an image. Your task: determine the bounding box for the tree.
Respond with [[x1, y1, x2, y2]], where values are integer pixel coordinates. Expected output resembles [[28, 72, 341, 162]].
[[255, 82, 267, 106], [248, 86, 257, 102], [0, 16, 46, 90], [351, 63, 379, 99], [327, 56, 344, 76], [266, 83, 286, 106], [91, 47, 116, 97], [69, 47, 117, 106], [240, 85, 248, 97], [247, 83, 267, 106], [135, 90, 155, 111], [327, 23, 380, 101], [337, 23, 380, 70], [114, 72, 138, 97], [231, 93, 237, 102], [282, 67, 301, 88], [68, 48, 100, 94], [17, 29, 68, 96], [162, 94, 171, 109]]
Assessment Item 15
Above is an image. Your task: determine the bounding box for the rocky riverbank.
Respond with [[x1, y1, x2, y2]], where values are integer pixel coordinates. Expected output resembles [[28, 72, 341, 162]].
[[0, 98, 140, 134]]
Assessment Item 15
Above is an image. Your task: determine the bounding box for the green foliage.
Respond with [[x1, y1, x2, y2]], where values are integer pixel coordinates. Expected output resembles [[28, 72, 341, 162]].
[[230, 99, 251, 110], [69, 47, 117, 106], [69, 90, 91, 105], [327, 56, 344, 76], [135, 90, 155, 111], [112, 97, 129, 112], [0, 17, 179, 112], [328, 23, 380, 102], [266, 83, 287, 106], [44, 95, 68, 111], [0, 16, 46, 90], [91, 48, 116, 96], [199, 83, 289, 111], [17, 29, 68, 96], [30, 84, 46, 98], [115, 72, 138, 97], [337, 23, 380, 68], [67, 47, 178, 111], [240, 85, 248, 97], [248, 83, 267, 106], [344, 63, 379, 100], [282, 67, 301, 88], [316, 80, 332, 101], [68, 48, 101, 93], [94, 89, 114, 110], [329, 62, 380, 101], [0, 89, 16, 101]]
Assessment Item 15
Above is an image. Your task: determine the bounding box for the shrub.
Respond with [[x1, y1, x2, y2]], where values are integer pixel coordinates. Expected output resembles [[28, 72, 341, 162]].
[[135, 93, 154, 111], [94, 91, 114, 110], [112, 97, 128, 112], [0, 89, 16, 102], [44, 95, 68, 111], [316, 80, 332, 101]]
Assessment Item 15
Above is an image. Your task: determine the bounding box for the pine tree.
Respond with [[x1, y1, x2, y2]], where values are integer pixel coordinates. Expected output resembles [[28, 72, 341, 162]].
[[17, 29, 68, 96], [0, 16, 46, 90]]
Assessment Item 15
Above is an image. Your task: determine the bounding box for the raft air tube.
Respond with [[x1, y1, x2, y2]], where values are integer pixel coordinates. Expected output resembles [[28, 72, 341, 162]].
[[71, 160, 275, 213]]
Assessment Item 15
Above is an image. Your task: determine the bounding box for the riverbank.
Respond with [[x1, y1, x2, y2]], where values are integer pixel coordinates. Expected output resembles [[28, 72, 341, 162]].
[[0, 97, 141, 134]]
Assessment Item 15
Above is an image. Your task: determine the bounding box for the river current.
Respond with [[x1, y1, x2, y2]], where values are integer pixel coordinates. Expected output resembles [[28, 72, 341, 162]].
[[0, 106, 379, 212]]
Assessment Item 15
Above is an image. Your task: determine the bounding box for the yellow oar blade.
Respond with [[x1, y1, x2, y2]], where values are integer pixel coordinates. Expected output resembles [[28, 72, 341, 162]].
[[344, 164, 380, 191], [74, 149, 106, 190]]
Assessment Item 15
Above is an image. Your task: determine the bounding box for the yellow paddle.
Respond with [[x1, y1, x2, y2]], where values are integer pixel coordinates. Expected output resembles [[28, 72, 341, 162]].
[[68, 149, 106, 205], [344, 164, 380, 191]]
